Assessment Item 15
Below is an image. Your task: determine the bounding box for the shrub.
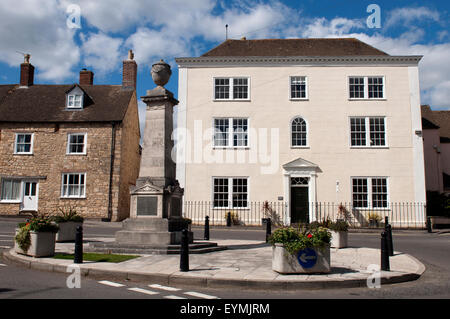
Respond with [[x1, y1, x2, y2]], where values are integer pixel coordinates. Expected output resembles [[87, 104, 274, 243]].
[[52, 204, 84, 223], [224, 211, 240, 225], [268, 226, 331, 255], [309, 218, 349, 232], [15, 224, 31, 252]]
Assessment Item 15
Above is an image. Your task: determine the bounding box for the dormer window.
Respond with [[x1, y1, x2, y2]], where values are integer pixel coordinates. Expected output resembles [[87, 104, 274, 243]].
[[65, 85, 86, 109], [67, 94, 83, 108]]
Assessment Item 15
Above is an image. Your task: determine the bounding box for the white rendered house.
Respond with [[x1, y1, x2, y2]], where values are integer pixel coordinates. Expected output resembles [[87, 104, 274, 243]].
[[175, 38, 426, 228]]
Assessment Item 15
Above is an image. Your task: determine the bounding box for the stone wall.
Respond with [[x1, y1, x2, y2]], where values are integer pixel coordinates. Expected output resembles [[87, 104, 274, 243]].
[[0, 120, 138, 219]]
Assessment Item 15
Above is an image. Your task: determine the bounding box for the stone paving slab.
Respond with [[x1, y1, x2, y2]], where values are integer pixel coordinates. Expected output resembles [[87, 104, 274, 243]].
[[2, 238, 426, 290]]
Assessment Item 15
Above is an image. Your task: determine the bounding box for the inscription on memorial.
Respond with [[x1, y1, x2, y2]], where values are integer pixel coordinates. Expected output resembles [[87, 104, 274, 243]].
[[137, 196, 158, 216]]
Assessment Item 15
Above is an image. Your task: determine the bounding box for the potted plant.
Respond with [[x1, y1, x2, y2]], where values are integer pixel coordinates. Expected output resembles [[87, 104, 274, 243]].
[[368, 212, 382, 227], [52, 204, 84, 242], [14, 214, 59, 257], [224, 211, 240, 225], [309, 218, 349, 249], [269, 226, 331, 274]]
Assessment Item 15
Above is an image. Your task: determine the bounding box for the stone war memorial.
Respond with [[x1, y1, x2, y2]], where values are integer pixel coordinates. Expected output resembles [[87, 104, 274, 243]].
[[89, 59, 223, 254]]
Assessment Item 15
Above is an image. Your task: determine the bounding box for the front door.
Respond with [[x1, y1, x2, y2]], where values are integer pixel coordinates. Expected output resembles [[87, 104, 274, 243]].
[[291, 186, 309, 223], [21, 181, 38, 211]]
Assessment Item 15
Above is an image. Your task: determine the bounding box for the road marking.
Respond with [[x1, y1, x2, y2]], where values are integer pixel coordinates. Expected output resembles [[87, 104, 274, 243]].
[[0, 246, 11, 249], [148, 284, 181, 292], [184, 291, 219, 299], [98, 280, 125, 288], [127, 287, 159, 295], [0, 234, 14, 237], [164, 295, 186, 299], [0, 263, 6, 267]]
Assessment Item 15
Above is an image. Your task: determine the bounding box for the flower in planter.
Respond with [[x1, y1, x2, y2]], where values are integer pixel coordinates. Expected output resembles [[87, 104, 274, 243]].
[[268, 226, 331, 255], [15, 214, 59, 252]]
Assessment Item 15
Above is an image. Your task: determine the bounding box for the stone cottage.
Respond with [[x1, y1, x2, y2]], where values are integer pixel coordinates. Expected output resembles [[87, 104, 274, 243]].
[[0, 52, 141, 221]]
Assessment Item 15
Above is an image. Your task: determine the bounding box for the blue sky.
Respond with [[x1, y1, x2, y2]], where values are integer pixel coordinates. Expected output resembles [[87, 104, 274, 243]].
[[0, 0, 449, 131]]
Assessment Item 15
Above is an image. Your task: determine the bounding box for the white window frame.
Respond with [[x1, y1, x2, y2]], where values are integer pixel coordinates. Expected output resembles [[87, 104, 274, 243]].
[[66, 133, 87, 155], [290, 116, 309, 148], [61, 173, 86, 198], [212, 177, 249, 209], [349, 116, 387, 148], [67, 94, 84, 108], [289, 76, 308, 100], [213, 77, 250, 101], [348, 76, 385, 100], [351, 177, 389, 209], [14, 133, 34, 154], [0, 178, 22, 203], [213, 117, 249, 148]]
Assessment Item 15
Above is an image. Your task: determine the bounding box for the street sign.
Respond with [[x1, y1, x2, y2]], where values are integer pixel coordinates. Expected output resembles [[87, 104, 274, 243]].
[[297, 248, 317, 268]]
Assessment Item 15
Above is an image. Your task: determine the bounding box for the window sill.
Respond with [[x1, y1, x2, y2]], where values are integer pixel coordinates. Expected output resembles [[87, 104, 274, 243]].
[[291, 146, 310, 149], [13, 153, 33, 156], [290, 98, 309, 101], [66, 153, 87, 156], [213, 147, 250, 150], [213, 99, 251, 102], [60, 197, 86, 200], [348, 98, 386, 101], [350, 146, 389, 149], [212, 207, 250, 210], [0, 200, 21, 204]]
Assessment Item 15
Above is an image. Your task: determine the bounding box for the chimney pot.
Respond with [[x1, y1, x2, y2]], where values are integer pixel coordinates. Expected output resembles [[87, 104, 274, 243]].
[[79, 69, 94, 85], [122, 50, 137, 90], [20, 54, 34, 87]]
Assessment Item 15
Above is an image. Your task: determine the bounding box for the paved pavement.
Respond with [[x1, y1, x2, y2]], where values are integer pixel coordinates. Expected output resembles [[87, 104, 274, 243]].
[[3, 235, 425, 290]]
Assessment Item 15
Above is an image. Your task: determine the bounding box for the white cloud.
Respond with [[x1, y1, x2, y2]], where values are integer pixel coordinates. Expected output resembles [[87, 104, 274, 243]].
[[385, 7, 440, 29], [0, 0, 80, 82], [80, 32, 123, 76]]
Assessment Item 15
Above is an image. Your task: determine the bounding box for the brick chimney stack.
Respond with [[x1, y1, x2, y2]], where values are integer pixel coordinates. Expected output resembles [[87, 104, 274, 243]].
[[20, 54, 34, 87], [79, 69, 94, 85], [122, 50, 137, 90]]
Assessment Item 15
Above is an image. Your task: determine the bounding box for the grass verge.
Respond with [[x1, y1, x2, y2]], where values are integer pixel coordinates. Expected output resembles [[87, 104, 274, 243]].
[[53, 252, 139, 263]]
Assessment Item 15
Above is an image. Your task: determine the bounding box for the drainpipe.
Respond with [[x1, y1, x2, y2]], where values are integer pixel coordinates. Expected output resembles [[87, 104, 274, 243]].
[[104, 122, 116, 222]]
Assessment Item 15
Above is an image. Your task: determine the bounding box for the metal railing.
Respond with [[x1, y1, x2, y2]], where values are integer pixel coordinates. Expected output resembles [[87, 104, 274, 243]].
[[182, 201, 427, 229]]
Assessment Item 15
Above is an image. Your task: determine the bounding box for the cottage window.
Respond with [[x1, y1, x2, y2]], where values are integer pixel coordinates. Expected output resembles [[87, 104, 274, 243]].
[[67, 94, 83, 108], [0, 179, 21, 201], [214, 77, 249, 100], [352, 177, 388, 208], [61, 173, 86, 198], [213, 177, 248, 208], [14, 133, 33, 154], [67, 133, 87, 154]]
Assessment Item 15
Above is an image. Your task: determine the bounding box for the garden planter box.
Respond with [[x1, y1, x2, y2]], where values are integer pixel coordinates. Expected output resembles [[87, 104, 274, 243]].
[[330, 230, 348, 249], [56, 221, 83, 242], [272, 243, 331, 274], [14, 229, 56, 257]]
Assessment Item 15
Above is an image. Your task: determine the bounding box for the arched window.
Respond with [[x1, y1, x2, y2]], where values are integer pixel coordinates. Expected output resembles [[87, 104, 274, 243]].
[[291, 117, 307, 147]]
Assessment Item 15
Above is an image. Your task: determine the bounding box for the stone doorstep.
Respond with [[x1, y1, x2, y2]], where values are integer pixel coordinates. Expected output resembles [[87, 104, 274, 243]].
[[2, 248, 425, 291]]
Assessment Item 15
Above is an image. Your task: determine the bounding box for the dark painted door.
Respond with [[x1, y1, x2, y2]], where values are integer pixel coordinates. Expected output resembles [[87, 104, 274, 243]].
[[291, 187, 309, 223]]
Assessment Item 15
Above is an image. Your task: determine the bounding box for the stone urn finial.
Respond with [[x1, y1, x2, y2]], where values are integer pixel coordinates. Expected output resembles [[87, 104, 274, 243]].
[[151, 59, 172, 87]]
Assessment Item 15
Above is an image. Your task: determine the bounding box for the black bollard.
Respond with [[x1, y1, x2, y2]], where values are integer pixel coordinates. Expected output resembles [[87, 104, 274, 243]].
[[426, 217, 432, 233], [384, 216, 389, 230], [180, 228, 189, 272], [386, 224, 394, 256], [266, 218, 272, 243], [204, 215, 210, 240], [381, 231, 390, 271], [74, 226, 83, 264], [226, 212, 232, 227]]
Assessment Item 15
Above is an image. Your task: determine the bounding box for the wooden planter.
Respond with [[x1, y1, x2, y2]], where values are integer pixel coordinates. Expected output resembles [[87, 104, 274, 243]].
[[15, 229, 56, 257], [272, 243, 331, 274], [330, 230, 348, 249], [56, 221, 83, 242]]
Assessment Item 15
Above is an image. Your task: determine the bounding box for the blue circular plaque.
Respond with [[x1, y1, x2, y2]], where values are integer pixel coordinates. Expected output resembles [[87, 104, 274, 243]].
[[297, 248, 317, 268]]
